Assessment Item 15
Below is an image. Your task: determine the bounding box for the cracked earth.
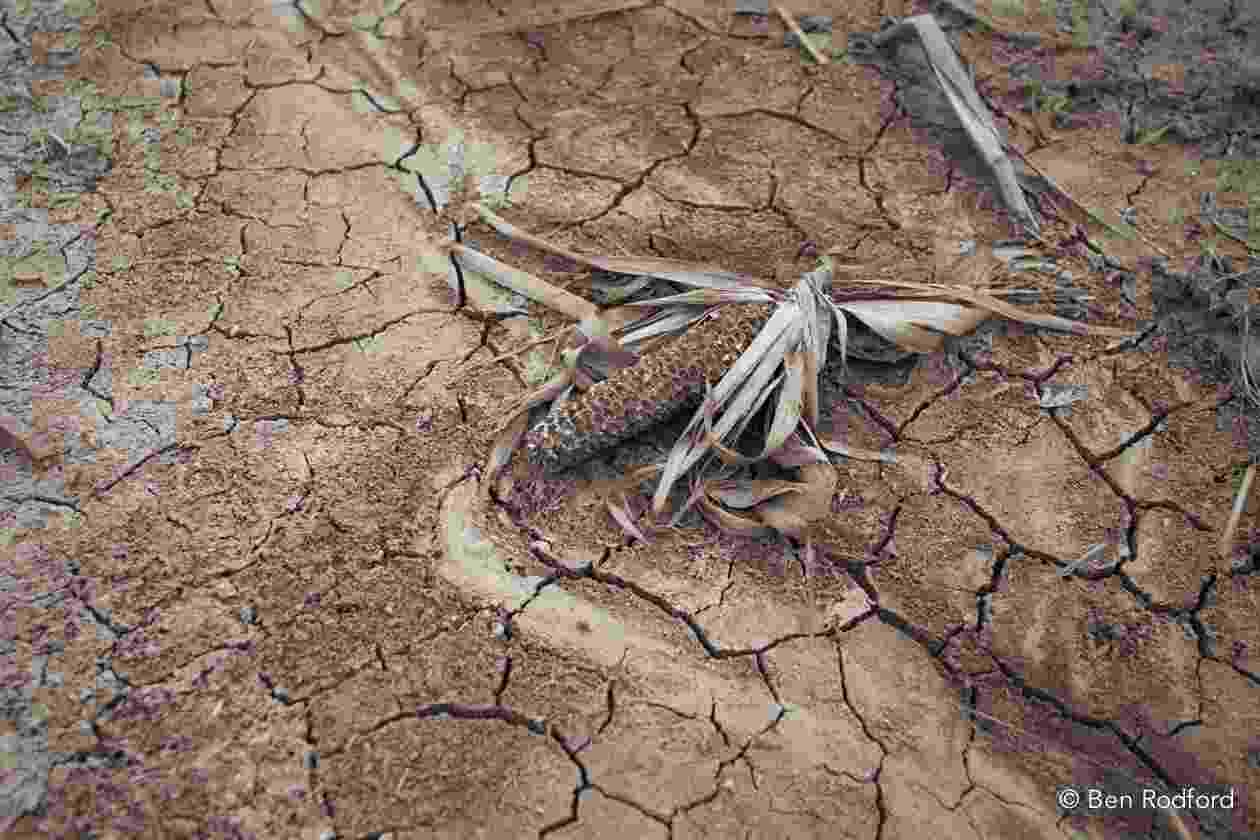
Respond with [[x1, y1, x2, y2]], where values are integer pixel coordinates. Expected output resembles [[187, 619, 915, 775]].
[[2, 0, 1259, 838]]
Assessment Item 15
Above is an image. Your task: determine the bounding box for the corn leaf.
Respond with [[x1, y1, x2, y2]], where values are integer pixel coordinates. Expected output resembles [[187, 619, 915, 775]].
[[746, 463, 837, 539], [697, 490, 774, 536], [706, 478, 806, 509], [837, 275, 1137, 338], [607, 493, 651, 543], [655, 314, 801, 512], [448, 242, 599, 325], [837, 299, 986, 352]]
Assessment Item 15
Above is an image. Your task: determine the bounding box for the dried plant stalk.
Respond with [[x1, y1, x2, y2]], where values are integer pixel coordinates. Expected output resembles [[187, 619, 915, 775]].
[[1220, 461, 1256, 561], [452, 203, 1136, 534], [776, 4, 830, 65]]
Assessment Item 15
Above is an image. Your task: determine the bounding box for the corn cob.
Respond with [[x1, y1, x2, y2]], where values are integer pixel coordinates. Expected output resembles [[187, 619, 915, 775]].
[[524, 303, 776, 474]]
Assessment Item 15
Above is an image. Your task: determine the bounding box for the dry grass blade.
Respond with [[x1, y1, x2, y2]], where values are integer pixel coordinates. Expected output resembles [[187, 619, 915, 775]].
[[1238, 288, 1260, 409], [814, 437, 897, 463], [707, 478, 806, 509], [1219, 461, 1256, 561], [776, 4, 830, 65]]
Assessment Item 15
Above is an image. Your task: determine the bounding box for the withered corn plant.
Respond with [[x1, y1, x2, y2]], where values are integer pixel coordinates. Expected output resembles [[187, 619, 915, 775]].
[[448, 203, 1135, 545]]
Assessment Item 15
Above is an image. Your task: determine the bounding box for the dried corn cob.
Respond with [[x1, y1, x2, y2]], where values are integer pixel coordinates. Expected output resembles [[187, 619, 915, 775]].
[[524, 303, 776, 473]]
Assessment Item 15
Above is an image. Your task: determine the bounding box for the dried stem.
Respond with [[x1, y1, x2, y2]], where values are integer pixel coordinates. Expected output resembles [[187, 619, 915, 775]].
[[1220, 462, 1256, 560], [456, 324, 576, 380], [775, 5, 830, 65]]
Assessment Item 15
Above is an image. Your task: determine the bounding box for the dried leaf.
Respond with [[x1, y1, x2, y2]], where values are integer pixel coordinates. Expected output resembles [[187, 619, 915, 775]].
[[706, 478, 805, 509], [611, 305, 710, 345], [448, 242, 599, 325], [701, 368, 788, 466], [697, 490, 774, 536], [654, 308, 800, 509], [868, 15, 1037, 231], [1221, 462, 1256, 561], [619, 287, 776, 307], [471, 209, 774, 293], [769, 430, 829, 468], [749, 462, 836, 538], [607, 493, 651, 543], [584, 256, 776, 292], [587, 272, 655, 301], [763, 347, 806, 455], [838, 299, 989, 352], [837, 275, 1136, 338], [798, 275, 831, 428], [816, 437, 897, 463], [485, 411, 530, 494]]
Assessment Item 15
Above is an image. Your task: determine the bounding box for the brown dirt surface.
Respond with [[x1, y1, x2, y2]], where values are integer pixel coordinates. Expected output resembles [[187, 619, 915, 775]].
[[2, 1, 1258, 838]]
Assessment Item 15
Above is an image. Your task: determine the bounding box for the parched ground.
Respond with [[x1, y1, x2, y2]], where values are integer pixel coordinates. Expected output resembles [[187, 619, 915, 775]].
[[2, 1, 1258, 838]]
